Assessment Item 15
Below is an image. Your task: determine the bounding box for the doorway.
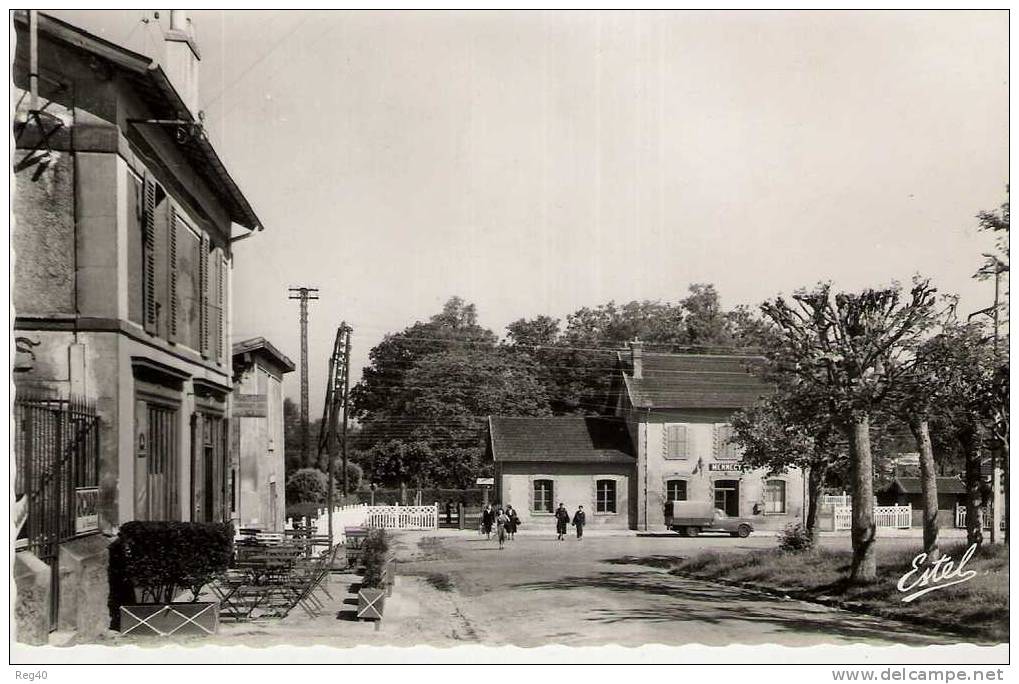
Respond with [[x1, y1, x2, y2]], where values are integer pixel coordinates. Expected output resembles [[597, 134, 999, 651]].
[[713, 480, 740, 517]]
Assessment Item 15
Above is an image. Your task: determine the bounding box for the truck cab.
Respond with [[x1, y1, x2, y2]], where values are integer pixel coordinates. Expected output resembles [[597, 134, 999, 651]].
[[665, 500, 754, 538]]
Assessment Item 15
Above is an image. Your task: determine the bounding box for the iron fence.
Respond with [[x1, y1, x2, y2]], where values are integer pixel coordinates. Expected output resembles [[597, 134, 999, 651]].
[[14, 392, 100, 630]]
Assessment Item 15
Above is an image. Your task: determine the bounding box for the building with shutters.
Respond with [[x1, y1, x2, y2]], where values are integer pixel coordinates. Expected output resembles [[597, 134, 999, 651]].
[[488, 343, 806, 532], [12, 11, 262, 642]]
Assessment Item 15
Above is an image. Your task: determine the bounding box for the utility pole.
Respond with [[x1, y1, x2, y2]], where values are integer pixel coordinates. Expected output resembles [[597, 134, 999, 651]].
[[288, 286, 318, 468], [969, 254, 1007, 544]]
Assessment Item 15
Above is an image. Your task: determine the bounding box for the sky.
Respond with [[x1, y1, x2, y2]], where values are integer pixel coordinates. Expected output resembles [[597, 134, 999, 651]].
[[47, 10, 1009, 413]]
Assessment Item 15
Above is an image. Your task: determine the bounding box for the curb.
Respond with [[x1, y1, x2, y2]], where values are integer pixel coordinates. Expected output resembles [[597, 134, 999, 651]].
[[668, 570, 999, 643]]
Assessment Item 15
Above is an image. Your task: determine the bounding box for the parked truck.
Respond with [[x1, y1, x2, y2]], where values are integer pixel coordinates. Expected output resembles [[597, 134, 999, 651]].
[[665, 501, 754, 538]]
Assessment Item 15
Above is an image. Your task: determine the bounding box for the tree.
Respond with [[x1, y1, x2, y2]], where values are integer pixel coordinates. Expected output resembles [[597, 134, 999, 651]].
[[352, 298, 550, 487], [356, 439, 434, 490], [889, 314, 977, 558], [285, 468, 329, 504], [759, 280, 939, 583], [505, 285, 773, 414], [350, 296, 498, 420], [284, 397, 322, 473], [730, 392, 845, 533]]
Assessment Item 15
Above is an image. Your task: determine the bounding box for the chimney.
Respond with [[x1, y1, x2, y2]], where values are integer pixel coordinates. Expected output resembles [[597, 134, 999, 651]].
[[630, 339, 644, 379], [164, 10, 201, 117]]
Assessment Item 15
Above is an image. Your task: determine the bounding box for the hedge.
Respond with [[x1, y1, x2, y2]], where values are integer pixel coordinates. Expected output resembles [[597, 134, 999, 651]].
[[113, 521, 234, 605], [360, 528, 390, 589]]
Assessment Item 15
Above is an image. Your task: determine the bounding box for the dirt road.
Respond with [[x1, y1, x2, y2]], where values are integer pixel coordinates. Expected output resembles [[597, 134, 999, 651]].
[[395, 531, 965, 648]]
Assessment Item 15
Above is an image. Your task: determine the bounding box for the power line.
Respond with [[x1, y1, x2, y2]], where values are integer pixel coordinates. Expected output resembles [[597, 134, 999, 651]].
[[201, 12, 313, 110]]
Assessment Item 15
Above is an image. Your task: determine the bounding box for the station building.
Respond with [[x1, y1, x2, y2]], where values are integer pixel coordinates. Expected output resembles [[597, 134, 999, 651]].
[[488, 343, 806, 532]]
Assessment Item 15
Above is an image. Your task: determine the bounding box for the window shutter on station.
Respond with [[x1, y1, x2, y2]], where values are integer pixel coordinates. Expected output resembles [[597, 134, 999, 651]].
[[665, 425, 688, 459]]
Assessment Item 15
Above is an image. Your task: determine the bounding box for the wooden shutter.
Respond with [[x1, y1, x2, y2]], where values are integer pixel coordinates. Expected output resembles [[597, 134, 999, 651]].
[[167, 207, 179, 342], [665, 425, 688, 459], [142, 176, 157, 334], [199, 233, 210, 357], [715, 424, 738, 460], [216, 252, 225, 362]]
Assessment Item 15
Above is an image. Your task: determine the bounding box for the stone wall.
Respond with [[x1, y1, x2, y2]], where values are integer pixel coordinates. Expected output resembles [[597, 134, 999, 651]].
[[13, 551, 51, 646], [58, 534, 112, 641]]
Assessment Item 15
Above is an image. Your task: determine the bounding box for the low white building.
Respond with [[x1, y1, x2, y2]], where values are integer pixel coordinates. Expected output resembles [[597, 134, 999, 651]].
[[231, 338, 294, 531]]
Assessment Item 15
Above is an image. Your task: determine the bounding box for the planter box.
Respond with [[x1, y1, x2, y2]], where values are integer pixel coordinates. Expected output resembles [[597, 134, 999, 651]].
[[119, 602, 220, 637], [357, 588, 386, 620]]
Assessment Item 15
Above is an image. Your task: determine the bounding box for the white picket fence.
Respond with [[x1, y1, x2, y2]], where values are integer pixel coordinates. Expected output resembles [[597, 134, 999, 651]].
[[284, 503, 439, 543], [955, 505, 992, 530], [364, 504, 438, 530], [833, 504, 912, 531], [821, 493, 852, 507]]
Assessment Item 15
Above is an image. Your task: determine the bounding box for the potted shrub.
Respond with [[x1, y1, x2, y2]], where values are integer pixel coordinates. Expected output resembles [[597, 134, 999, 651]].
[[114, 521, 233, 636], [356, 528, 389, 620]]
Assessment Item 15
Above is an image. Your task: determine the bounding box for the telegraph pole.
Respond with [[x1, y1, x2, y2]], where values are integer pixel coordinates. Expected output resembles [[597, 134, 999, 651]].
[[288, 286, 318, 468]]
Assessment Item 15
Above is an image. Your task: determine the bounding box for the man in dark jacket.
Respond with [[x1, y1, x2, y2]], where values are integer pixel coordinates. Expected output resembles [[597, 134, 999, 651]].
[[572, 505, 587, 540], [555, 503, 570, 541]]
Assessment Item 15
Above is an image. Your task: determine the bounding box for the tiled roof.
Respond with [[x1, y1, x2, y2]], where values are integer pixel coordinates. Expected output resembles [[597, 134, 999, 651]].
[[489, 417, 635, 464], [619, 352, 771, 409], [888, 477, 967, 495]]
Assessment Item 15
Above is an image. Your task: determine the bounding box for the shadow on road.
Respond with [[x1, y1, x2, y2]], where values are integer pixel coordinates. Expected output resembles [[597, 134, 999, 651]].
[[510, 570, 956, 646]]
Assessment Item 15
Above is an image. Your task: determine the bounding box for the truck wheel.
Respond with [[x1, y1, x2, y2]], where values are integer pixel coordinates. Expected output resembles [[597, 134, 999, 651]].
[[686, 526, 701, 537], [736, 524, 751, 538], [675, 527, 687, 536]]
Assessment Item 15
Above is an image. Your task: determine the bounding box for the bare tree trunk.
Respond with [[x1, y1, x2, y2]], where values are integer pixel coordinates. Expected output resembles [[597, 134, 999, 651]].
[[909, 418, 940, 560], [847, 415, 877, 583], [805, 462, 827, 534], [960, 425, 983, 547]]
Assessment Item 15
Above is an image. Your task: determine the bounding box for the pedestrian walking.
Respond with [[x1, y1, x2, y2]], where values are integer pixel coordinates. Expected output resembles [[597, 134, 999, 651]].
[[505, 505, 520, 540], [481, 503, 495, 540], [496, 508, 510, 549], [445, 500, 453, 526], [555, 503, 570, 541], [572, 505, 586, 540]]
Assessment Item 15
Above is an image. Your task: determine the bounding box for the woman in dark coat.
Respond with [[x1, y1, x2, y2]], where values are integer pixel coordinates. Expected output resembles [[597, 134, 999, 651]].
[[554, 503, 570, 541], [505, 505, 520, 539], [481, 504, 495, 539], [571, 505, 587, 540]]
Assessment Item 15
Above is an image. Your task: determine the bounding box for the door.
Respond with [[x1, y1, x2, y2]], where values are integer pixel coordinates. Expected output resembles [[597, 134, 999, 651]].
[[713, 480, 740, 517], [135, 400, 179, 520], [191, 413, 226, 523]]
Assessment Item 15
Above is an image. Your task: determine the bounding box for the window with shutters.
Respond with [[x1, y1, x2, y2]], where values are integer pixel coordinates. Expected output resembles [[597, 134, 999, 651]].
[[664, 425, 688, 459], [715, 424, 741, 460]]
